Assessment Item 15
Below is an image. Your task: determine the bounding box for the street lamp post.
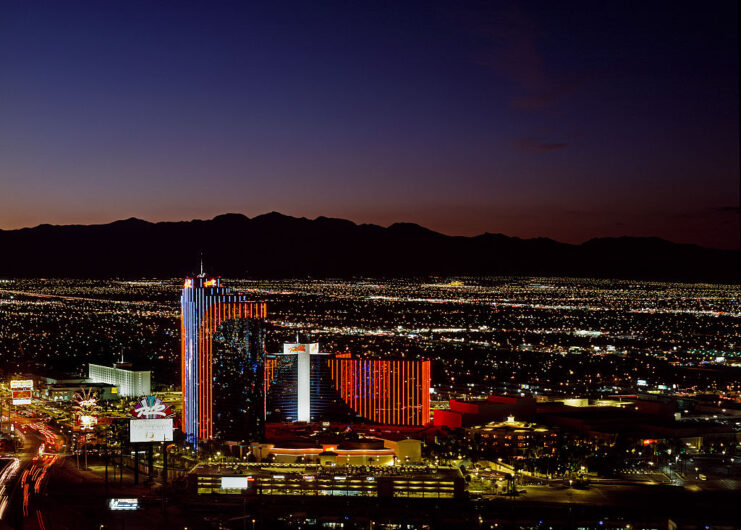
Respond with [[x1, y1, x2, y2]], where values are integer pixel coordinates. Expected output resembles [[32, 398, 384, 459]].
[[162, 440, 168, 485], [134, 444, 140, 485]]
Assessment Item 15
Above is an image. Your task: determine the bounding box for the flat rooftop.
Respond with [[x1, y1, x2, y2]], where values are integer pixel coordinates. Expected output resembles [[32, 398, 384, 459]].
[[191, 462, 463, 481]]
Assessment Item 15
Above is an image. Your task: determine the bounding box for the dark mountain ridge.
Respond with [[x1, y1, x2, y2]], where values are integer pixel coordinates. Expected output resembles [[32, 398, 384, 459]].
[[0, 212, 737, 281]]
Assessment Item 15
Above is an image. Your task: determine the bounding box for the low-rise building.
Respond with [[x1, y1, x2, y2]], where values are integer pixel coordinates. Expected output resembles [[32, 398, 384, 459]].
[[250, 437, 423, 466], [190, 463, 465, 499], [466, 417, 558, 456]]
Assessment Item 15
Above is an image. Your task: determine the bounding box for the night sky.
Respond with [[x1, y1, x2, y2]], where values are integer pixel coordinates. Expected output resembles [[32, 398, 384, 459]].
[[1, 1, 738, 248]]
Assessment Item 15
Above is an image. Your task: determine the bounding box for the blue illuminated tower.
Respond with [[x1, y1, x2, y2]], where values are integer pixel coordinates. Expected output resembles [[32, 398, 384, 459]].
[[181, 275, 267, 449]]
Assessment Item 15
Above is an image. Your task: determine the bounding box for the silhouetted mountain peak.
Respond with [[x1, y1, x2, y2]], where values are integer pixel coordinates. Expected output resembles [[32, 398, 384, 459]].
[[254, 211, 295, 221], [212, 213, 249, 223], [110, 217, 150, 226]]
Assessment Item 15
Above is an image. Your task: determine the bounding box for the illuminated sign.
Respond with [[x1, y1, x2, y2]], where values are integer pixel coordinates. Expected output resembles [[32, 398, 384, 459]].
[[220, 476, 249, 489], [108, 498, 139, 511], [74, 388, 99, 428], [131, 396, 174, 419], [11, 380, 33, 405], [130, 418, 174, 443], [184, 279, 193, 288], [79, 415, 98, 429], [205, 279, 217, 287], [74, 388, 99, 409], [12, 390, 32, 405]]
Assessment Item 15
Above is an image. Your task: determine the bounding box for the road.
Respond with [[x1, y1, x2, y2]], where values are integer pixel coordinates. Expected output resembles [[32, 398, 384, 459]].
[[1, 411, 67, 529]]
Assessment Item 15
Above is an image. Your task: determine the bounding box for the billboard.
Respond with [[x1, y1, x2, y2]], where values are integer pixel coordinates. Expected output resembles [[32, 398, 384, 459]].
[[108, 498, 139, 511], [11, 380, 33, 405], [78, 414, 98, 430], [129, 418, 174, 443], [221, 476, 249, 489]]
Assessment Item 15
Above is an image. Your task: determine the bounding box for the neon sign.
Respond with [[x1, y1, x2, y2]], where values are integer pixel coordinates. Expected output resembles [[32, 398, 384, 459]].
[[79, 415, 98, 429], [74, 387, 99, 430], [109, 498, 139, 511], [131, 396, 174, 419], [11, 380, 34, 404], [74, 388, 99, 410]]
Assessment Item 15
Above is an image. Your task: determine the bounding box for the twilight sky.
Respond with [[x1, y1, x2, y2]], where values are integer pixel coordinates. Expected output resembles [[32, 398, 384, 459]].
[[1, 1, 738, 248]]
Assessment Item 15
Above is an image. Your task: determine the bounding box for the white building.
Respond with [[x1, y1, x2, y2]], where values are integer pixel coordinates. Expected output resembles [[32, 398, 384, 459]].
[[88, 363, 151, 397], [281, 343, 318, 422]]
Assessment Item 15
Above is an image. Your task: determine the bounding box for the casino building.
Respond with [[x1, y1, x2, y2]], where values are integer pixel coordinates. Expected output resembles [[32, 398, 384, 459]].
[[266, 343, 431, 426], [181, 274, 267, 448]]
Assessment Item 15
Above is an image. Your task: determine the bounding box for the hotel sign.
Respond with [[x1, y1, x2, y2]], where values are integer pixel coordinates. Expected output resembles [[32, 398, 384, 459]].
[[130, 418, 174, 443], [11, 379, 33, 405], [131, 396, 174, 419], [129, 395, 175, 443], [108, 498, 139, 511]]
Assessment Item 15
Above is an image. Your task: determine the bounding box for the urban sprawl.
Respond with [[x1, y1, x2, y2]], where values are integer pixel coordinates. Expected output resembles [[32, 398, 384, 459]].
[[0, 277, 739, 529]]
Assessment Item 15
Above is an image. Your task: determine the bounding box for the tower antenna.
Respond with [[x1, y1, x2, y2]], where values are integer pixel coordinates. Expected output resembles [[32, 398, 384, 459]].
[[198, 252, 206, 278]]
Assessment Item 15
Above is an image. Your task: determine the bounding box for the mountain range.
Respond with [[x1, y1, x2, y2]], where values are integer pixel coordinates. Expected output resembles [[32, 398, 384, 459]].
[[0, 212, 737, 281]]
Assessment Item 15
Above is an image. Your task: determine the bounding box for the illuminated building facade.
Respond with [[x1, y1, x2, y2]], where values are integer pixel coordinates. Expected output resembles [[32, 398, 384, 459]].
[[266, 344, 431, 426], [181, 276, 267, 447], [265, 343, 356, 423], [191, 464, 465, 498], [88, 362, 151, 397], [328, 358, 431, 426]]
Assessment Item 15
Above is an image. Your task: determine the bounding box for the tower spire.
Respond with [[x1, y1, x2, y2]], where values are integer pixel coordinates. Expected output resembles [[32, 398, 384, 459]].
[[198, 252, 205, 278]]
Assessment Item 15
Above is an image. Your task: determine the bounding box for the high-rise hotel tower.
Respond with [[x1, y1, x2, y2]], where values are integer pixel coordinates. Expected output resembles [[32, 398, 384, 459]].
[[266, 343, 431, 426], [181, 275, 267, 448]]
